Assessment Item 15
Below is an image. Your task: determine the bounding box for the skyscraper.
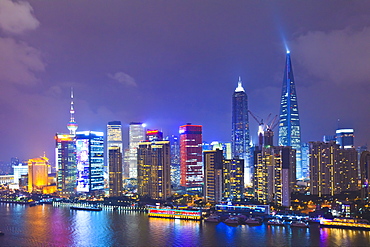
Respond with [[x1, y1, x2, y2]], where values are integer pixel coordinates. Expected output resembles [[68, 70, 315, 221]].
[[166, 135, 180, 187], [137, 141, 171, 200], [254, 146, 296, 207], [107, 121, 123, 183], [179, 124, 203, 189], [223, 158, 244, 202], [203, 149, 223, 203], [127, 122, 145, 178], [109, 146, 123, 197], [309, 141, 359, 197], [231, 77, 250, 185], [278, 51, 302, 179], [75, 131, 104, 193], [336, 128, 355, 149], [146, 129, 163, 141], [56, 134, 76, 195]]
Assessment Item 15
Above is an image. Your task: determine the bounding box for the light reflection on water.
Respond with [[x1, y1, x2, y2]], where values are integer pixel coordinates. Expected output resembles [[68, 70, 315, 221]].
[[0, 203, 369, 247]]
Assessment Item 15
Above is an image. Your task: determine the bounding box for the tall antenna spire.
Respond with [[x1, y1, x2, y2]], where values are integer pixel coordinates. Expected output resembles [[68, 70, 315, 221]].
[[67, 87, 78, 135], [235, 76, 245, 92]]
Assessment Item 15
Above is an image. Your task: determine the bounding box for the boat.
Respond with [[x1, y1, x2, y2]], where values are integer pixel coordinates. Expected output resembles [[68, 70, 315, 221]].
[[204, 214, 221, 223], [70, 206, 102, 211], [290, 221, 309, 228], [267, 219, 285, 226], [148, 207, 202, 220], [245, 217, 263, 226], [320, 218, 370, 230], [224, 216, 241, 225]]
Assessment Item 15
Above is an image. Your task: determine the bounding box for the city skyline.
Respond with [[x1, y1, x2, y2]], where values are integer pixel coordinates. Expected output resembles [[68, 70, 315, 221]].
[[1, 1, 370, 162]]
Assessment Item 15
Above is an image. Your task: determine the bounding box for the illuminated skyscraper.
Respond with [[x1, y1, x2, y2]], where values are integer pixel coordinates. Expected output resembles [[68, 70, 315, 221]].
[[146, 129, 163, 141], [309, 141, 358, 197], [137, 141, 171, 200], [107, 121, 123, 186], [109, 146, 123, 197], [231, 77, 250, 185], [75, 131, 104, 193], [28, 156, 49, 192], [278, 51, 302, 179], [336, 128, 355, 149], [179, 124, 203, 189], [166, 135, 180, 187], [56, 134, 76, 195], [254, 146, 296, 207], [203, 149, 223, 203], [360, 151, 370, 202], [127, 122, 145, 178], [223, 158, 244, 201]]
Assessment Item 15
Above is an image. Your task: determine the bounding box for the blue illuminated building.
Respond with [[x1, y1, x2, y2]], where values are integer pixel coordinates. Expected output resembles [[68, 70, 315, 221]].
[[231, 77, 251, 185], [75, 131, 105, 193], [278, 51, 302, 179]]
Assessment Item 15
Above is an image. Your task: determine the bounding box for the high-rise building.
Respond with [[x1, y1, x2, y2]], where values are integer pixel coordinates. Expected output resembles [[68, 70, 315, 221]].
[[179, 124, 203, 189], [336, 128, 355, 149], [13, 163, 28, 185], [301, 143, 309, 179], [146, 129, 163, 141], [109, 146, 123, 197], [309, 141, 359, 196], [75, 131, 104, 193], [231, 77, 250, 186], [254, 146, 296, 207], [56, 89, 78, 196], [28, 156, 49, 192], [203, 149, 223, 203], [278, 51, 302, 179], [223, 158, 244, 201], [360, 151, 370, 202], [107, 121, 123, 186], [56, 134, 76, 195], [127, 122, 145, 178], [137, 141, 171, 200], [166, 135, 180, 187]]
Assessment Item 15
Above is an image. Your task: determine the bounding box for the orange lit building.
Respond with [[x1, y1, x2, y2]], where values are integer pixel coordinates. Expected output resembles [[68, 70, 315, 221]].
[[28, 156, 49, 192]]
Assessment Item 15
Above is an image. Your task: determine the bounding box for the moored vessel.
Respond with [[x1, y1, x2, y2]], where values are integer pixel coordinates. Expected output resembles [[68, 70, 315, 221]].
[[290, 221, 308, 228], [267, 219, 285, 226], [320, 218, 370, 230]]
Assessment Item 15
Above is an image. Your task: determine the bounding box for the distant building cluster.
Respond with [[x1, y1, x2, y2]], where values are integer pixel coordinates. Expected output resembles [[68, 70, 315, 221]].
[[1, 51, 370, 209]]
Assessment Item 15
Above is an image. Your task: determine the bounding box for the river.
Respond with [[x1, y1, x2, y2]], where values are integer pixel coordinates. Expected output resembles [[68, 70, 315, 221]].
[[0, 203, 369, 246]]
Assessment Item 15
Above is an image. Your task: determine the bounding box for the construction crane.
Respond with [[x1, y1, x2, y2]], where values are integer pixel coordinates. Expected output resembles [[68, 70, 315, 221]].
[[248, 110, 264, 148], [248, 110, 279, 148]]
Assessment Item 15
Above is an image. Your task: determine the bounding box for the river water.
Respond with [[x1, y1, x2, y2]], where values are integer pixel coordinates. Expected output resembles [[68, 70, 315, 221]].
[[0, 203, 369, 246]]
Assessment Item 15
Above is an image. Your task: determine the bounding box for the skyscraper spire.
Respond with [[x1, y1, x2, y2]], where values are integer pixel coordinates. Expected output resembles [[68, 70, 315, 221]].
[[235, 76, 245, 92], [278, 51, 302, 178], [67, 88, 78, 135], [232, 76, 250, 185]]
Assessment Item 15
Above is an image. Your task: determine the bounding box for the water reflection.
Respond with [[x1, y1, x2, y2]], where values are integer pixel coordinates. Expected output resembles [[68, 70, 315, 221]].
[[0, 204, 370, 247]]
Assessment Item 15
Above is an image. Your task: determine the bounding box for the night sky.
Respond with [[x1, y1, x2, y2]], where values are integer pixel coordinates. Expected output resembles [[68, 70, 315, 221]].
[[1, 0, 370, 163]]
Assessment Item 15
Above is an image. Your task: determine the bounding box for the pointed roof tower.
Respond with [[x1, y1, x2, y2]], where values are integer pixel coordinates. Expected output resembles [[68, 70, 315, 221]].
[[278, 50, 302, 178], [235, 76, 245, 92], [67, 88, 78, 135]]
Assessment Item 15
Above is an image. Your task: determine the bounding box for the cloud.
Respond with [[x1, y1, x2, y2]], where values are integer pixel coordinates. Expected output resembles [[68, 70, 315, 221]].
[[0, 0, 40, 34], [290, 27, 370, 85], [0, 37, 45, 84], [108, 71, 137, 86]]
